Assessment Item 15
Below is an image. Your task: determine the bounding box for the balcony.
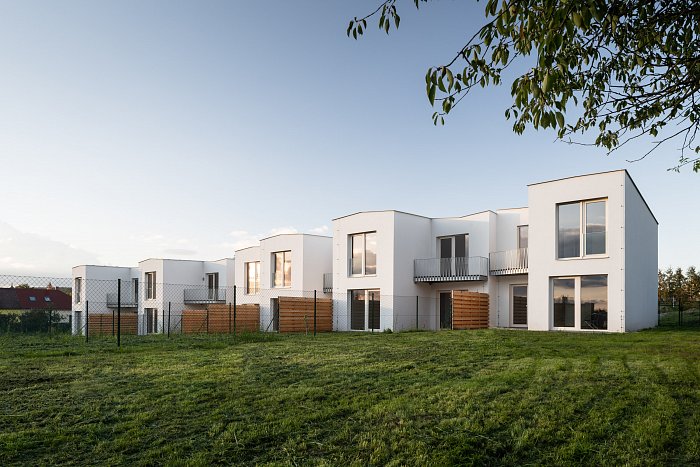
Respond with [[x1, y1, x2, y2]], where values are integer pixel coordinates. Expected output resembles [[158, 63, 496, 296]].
[[489, 248, 528, 275], [106, 292, 137, 308], [183, 288, 227, 304], [323, 273, 333, 293], [414, 256, 489, 283]]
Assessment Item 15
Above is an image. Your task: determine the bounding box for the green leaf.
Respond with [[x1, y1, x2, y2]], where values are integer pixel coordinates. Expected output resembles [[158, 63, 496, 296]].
[[428, 85, 436, 106]]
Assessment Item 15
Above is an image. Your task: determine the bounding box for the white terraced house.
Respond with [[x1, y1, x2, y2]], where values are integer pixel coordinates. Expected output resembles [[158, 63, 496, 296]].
[[233, 233, 332, 332], [71, 258, 234, 335], [330, 170, 658, 333]]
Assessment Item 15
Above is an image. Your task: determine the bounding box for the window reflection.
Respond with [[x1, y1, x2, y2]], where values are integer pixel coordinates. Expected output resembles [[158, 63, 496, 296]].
[[581, 275, 607, 329], [553, 278, 575, 327]]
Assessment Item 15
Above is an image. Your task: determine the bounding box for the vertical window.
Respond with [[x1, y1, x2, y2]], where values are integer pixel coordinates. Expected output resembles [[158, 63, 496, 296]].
[[350, 289, 380, 330], [557, 203, 580, 258], [145, 272, 156, 299], [207, 273, 219, 300], [245, 262, 260, 294], [553, 278, 575, 327], [581, 275, 608, 330], [272, 252, 291, 287], [74, 277, 82, 303], [350, 232, 377, 276], [585, 201, 606, 255], [517, 225, 528, 249]]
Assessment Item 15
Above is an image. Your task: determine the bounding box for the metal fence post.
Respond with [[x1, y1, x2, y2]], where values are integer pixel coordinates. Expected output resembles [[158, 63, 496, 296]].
[[168, 302, 171, 338], [233, 285, 237, 335], [416, 295, 419, 330], [314, 290, 317, 337], [86, 300, 89, 343], [117, 279, 121, 348]]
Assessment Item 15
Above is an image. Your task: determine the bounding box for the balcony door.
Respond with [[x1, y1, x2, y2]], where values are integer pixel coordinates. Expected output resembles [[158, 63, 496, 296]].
[[511, 285, 528, 327], [439, 234, 468, 277], [350, 290, 380, 331]]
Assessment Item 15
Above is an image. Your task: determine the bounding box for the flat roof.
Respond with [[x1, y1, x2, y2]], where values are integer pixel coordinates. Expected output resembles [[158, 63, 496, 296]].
[[528, 169, 658, 224]]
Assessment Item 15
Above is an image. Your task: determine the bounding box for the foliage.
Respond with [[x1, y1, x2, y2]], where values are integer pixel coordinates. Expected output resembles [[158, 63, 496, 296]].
[[658, 266, 700, 302], [348, 0, 700, 171], [0, 310, 68, 334], [1, 331, 700, 465]]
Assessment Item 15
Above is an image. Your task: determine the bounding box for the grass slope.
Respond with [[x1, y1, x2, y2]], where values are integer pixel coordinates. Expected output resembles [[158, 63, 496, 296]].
[[1, 330, 699, 466]]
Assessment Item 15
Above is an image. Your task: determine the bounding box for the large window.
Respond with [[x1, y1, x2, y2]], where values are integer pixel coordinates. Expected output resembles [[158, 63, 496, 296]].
[[552, 275, 608, 330], [145, 272, 156, 299], [350, 232, 377, 276], [557, 199, 606, 259], [245, 261, 260, 294], [553, 278, 575, 327], [272, 251, 291, 287], [581, 275, 608, 330], [74, 277, 82, 303]]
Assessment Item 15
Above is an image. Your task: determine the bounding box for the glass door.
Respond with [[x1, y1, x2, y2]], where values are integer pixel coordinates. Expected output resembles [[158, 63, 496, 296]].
[[439, 292, 452, 329], [511, 285, 528, 327]]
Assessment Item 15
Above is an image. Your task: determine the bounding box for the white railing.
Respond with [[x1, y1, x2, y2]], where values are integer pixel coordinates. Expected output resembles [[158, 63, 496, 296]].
[[489, 248, 528, 275], [414, 256, 489, 282]]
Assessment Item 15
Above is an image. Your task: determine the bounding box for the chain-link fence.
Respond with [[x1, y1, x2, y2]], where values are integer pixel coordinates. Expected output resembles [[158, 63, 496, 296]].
[[0, 274, 487, 344], [658, 299, 700, 327]]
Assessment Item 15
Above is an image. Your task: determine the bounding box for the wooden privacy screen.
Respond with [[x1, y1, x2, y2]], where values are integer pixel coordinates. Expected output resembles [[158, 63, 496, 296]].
[[452, 291, 489, 329], [278, 296, 333, 333], [88, 312, 138, 335], [182, 304, 260, 333]]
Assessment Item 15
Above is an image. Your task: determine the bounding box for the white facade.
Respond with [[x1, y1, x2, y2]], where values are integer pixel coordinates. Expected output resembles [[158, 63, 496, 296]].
[[71, 258, 234, 335], [233, 233, 332, 331], [331, 170, 657, 333]]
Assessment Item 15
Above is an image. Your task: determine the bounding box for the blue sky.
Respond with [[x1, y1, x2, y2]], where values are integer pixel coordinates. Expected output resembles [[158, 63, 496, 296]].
[[0, 0, 696, 277]]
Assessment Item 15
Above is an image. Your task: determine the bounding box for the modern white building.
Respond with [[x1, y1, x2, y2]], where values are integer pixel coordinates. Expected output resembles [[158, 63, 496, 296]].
[[330, 170, 658, 333], [233, 233, 332, 331], [71, 258, 234, 335]]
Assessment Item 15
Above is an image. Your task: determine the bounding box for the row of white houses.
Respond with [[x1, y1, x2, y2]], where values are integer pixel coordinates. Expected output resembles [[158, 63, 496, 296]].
[[72, 169, 658, 334]]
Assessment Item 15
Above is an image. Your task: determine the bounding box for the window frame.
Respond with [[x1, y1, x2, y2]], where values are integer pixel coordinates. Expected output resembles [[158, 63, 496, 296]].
[[349, 231, 377, 277], [556, 198, 607, 260], [551, 275, 609, 331], [271, 251, 292, 288], [74, 277, 82, 304], [517, 225, 528, 250], [510, 284, 528, 327], [245, 261, 261, 294], [145, 272, 157, 300]]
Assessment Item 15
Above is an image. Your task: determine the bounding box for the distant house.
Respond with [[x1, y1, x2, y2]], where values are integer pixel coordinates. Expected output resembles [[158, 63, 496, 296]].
[[0, 287, 72, 311]]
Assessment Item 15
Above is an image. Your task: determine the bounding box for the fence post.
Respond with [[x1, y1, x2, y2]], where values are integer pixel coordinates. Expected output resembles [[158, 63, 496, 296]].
[[86, 300, 89, 343], [168, 302, 171, 338], [117, 279, 121, 348], [416, 295, 419, 330], [314, 290, 317, 337], [679, 297, 682, 326], [233, 285, 237, 335]]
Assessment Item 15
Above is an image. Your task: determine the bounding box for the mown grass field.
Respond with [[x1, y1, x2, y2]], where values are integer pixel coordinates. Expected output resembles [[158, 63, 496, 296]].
[[1, 329, 699, 466]]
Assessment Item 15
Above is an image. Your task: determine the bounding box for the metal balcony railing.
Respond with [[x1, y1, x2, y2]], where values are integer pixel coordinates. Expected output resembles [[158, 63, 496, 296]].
[[106, 292, 137, 307], [183, 288, 227, 303], [489, 248, 528, 275], [414, 256, 489, 282], [323, 273, 333, 293]]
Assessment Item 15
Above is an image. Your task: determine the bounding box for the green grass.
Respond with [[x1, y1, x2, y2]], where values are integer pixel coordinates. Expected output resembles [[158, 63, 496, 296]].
[[1, 329, 699, 466]]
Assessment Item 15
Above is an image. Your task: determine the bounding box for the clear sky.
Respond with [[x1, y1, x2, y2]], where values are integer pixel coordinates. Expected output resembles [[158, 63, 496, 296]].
[[0, 0, 697, 277]]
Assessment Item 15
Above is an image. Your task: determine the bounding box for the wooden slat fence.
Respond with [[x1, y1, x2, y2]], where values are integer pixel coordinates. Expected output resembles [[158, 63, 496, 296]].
[[278, 296, 333, 333], [452, 291, 489, 329], [88, 312, 138, 335], [182, 304, 260, 334]]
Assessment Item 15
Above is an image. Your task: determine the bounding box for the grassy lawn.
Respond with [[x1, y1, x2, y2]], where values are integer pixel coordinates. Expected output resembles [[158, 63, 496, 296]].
[[1, 329, 699, 466]]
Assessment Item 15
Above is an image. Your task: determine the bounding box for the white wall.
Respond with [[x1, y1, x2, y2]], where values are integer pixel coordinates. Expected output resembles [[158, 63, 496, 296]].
[[527, 171, 626, 332], [623, 173, 659, 330]]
